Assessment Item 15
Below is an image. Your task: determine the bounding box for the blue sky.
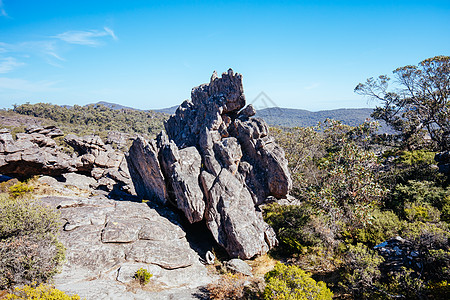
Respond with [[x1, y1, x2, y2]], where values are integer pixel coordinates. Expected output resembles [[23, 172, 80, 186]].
[[0, 0, 449, 111]]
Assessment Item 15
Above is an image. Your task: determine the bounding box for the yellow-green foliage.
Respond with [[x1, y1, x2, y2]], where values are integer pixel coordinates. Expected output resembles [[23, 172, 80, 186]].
[[6, 283, 80, 299], [0, 194, 64, 289], [427, 280, 450, 299], [404, 201, 440, 222], [8, 181, 34, 198], [0, 178, 19, 193], [264, 262, 333, 300], [0, 195, 60, 239], [397, 150, 436, 165], [400, 221, 450, 241], [134, 268, 153, 285], [350, 209, 401, 246], [340, 243, 384, 299]]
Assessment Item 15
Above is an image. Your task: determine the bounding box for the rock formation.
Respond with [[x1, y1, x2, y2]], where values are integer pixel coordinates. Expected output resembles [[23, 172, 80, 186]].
[[40, 195, 213, 299], [0, 126, 135, 196], [128, 69, 291, 259]]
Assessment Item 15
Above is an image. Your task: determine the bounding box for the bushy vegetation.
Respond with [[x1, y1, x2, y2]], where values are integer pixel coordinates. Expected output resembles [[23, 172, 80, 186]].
[[6, 283, 80, 300], [11, 102, 168, 138], [0, 181, 64, 290], [134, 268, 153, 286], [266, 56, 450, 300], [207, 273, 260, 300], [264, 262, 333, 300]]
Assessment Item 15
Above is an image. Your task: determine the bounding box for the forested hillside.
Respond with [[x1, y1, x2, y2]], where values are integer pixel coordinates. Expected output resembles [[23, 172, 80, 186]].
[[9, 102, 168, 138], [255, 107, 373, 127]]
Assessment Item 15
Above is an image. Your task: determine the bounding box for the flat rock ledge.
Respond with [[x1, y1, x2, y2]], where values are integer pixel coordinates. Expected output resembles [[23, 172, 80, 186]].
[[40, 195, 214, 300]]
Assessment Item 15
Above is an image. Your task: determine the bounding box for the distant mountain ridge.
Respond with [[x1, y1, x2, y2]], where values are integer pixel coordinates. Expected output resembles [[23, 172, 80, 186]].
[[95, 101, 142, 111], [256, 107, 375, 127], [94, 101, 377, 128]]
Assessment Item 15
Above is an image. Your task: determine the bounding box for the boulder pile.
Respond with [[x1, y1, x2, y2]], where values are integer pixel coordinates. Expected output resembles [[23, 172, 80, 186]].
[[0, 126, 134, 195], [128, 69, 292, 259]]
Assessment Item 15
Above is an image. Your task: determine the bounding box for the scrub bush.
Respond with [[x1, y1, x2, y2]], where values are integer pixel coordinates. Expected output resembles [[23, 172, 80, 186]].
[[264, 262, 333, 300], [134, 268, 152, 286], [6, 283, 80, 299], [0, 194, 64, 289]]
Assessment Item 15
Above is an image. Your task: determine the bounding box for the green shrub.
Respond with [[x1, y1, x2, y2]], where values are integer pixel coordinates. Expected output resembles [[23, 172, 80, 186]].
[[440, 195, 450, 223], [134, 267, 153, 285], [400, 222, 450, 284], [0, 194, 64, 289], [8, 181, 34, 199], [339, 243, 384, 299], [404, 201, 440, 223], [351, 209, 401, 246], [0, 179, 19, 194], [391, 180, 450, 221], [383, 267, 426, 300], [264, 203, 335, 255], [264, 262, 333, 300], [6, 283, 80, 299], [396, 150, 436, 166], [427, 280, 450, 299], [400, 221, 450, 242]]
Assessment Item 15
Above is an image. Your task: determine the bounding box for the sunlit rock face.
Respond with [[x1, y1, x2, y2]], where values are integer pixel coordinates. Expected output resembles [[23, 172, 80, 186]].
[[128, 69, 292, 259]]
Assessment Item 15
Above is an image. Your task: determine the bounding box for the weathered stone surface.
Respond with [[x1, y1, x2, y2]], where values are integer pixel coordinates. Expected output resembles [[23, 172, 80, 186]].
[[39, 195, 213, 299], [127, 239, 195, 269], [25, 125, 64, 137], [0, 129, 77, 177], [205, 168, 272, 259], [106, 131, 129, 149], [0, 128, 136, 197], [238, 104, 256, 119], [101, 217, 142, 243], [225, 259, 253, 276], [158, 136, 205, 223], [126, 137, 168, 204], [61, 206, 114, 231], [138, 219, 186, 241], [63, 173, 98, 190], [64, 134, 107, 156], [127, 70, 289, 258]]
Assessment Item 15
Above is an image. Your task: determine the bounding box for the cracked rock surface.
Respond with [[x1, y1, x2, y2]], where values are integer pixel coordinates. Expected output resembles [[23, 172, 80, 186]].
[[128, 69, 291, 259], [40, 195, 213, 300]]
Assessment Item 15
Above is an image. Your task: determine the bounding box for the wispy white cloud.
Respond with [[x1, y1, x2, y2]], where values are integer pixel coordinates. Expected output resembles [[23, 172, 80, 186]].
[[0, 40, 64, 70], [0, 57, 25, 73], [0, 0, 8, 18], [0, 77, 60, 92], [103, 27, 118, 41], [0, 26, 117, 73], [53, 27, 118, 46]]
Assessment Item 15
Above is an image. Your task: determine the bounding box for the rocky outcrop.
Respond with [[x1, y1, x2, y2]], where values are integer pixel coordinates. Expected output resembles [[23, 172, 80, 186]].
[[128, 69, 291, 259], [374, 236, 422, 273], [40, 195, 213, 300], [126, 137, 167, 204], [435, 151, 450, 175], [0, 127, 77, 177], [0, 126, 135, 196]]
